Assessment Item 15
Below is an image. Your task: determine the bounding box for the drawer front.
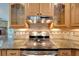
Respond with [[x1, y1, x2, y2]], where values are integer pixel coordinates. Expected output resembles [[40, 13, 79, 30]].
[[7, 50, 20, 56], [1, 50, 7, 56], [58, 50, 71, 56]]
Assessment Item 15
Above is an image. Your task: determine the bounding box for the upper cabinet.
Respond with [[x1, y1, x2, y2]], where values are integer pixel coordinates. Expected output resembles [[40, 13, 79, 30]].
[[54, 3, 79, 27], [10, 3, 26, 28], [26, 3, 40, 16], [40, 3, 54, 16], [54, 4, 70, 27], [10, 3, 79, 28], [71, 4, 79, 27], [26, 3, 54, 17]]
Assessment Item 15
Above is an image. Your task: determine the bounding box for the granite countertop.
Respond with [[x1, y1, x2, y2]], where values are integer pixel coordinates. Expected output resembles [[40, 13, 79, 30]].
[[0, 48, 79, 50]]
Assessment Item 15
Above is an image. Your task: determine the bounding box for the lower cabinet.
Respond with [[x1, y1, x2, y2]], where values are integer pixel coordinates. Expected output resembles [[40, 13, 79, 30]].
[[1, 50, 7, 56], [7, 50, 20, 56], [58, 50, 71, 56], [0, 50, 1, 56], [0, 49, 79, 56], [71, 50, 76, 56], [75, 50, 79, 56], [71, 50, 79, 56]]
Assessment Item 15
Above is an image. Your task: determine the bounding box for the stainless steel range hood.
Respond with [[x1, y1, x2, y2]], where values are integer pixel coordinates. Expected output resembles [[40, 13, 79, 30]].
[[27, 16, 53, 24], [26, 16, 53, 29]]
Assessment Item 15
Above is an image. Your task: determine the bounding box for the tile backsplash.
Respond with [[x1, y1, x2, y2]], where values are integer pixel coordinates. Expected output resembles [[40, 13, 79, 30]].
[[0, 29, 79, 48], [6, 28, 79, 48], [50, 29, 79, 48]]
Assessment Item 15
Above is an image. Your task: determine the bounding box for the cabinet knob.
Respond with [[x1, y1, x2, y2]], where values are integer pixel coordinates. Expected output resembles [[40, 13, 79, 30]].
[[40, 13, 42, 15], [37, 13, 42, 15], [37, 13, 39, 15], [10, 53, 16, 55]]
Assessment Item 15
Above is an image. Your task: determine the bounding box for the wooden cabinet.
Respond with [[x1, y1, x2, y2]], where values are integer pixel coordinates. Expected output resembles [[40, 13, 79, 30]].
[[10, 3, 53, 28], [71, 50, 79, 56], [58, 50, 71, 56], [7, 50, 20, 56], [0, 50, 1, 56], [26, 3, 40, 16], [26, 3, 54, 16], [75, 50, 79, 56], [1, 50, 7, 56], [71, 50, 76, 56], [10, 3, 26, 28], [54, 3, 79, 27], [10, 3, 79, 28], [54, 4, 70, 27], [71, 4, 79, 26], [52, 3, 79, 27], [0, 49, 20, 56], [40, 3, 54, 16]]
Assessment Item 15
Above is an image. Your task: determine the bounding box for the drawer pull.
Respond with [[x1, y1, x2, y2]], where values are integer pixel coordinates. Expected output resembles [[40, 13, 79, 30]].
[[9, 53, 16, 55]]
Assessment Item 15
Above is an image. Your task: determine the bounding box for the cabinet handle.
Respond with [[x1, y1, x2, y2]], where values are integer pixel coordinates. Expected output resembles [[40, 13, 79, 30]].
[[10, 53, 16, 55], [37, 13, 39, 15], [37, 13, 42, 15]]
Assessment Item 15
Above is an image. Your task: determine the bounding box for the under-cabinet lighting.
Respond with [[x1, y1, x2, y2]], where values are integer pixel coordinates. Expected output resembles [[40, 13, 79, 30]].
[[46, 20, 52, 23], [33, 42, 37, 46], [42, 42, 46, 46], [51, 29, 61, 31], [15, 29, 28, 31], [28, 20, 32, 23], [41, 18, 45, 23], [70, 29, 79, 31], [32, 32, 37, 36], [41, 32, 47, 36], [33, 19, 37, 23], [49, 22, 54, 29], [54, 3, 58, 5]]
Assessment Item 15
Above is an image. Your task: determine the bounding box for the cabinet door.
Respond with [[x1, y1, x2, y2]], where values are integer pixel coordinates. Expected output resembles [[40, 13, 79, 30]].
[[27, 3, 40, 16], [7, 50, 20, 56], [71, 4, 79, 26], [75, 50, 79, 56], [71, 50, 76, 56], [71, 50, 79, 56], [1, 50, 7, 56], [58, 50, 71, 56], [0, 50, 1, 56], [10, 4, 25, 27], [40, 3, 54, 16], [54, 4, 70, 27]]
